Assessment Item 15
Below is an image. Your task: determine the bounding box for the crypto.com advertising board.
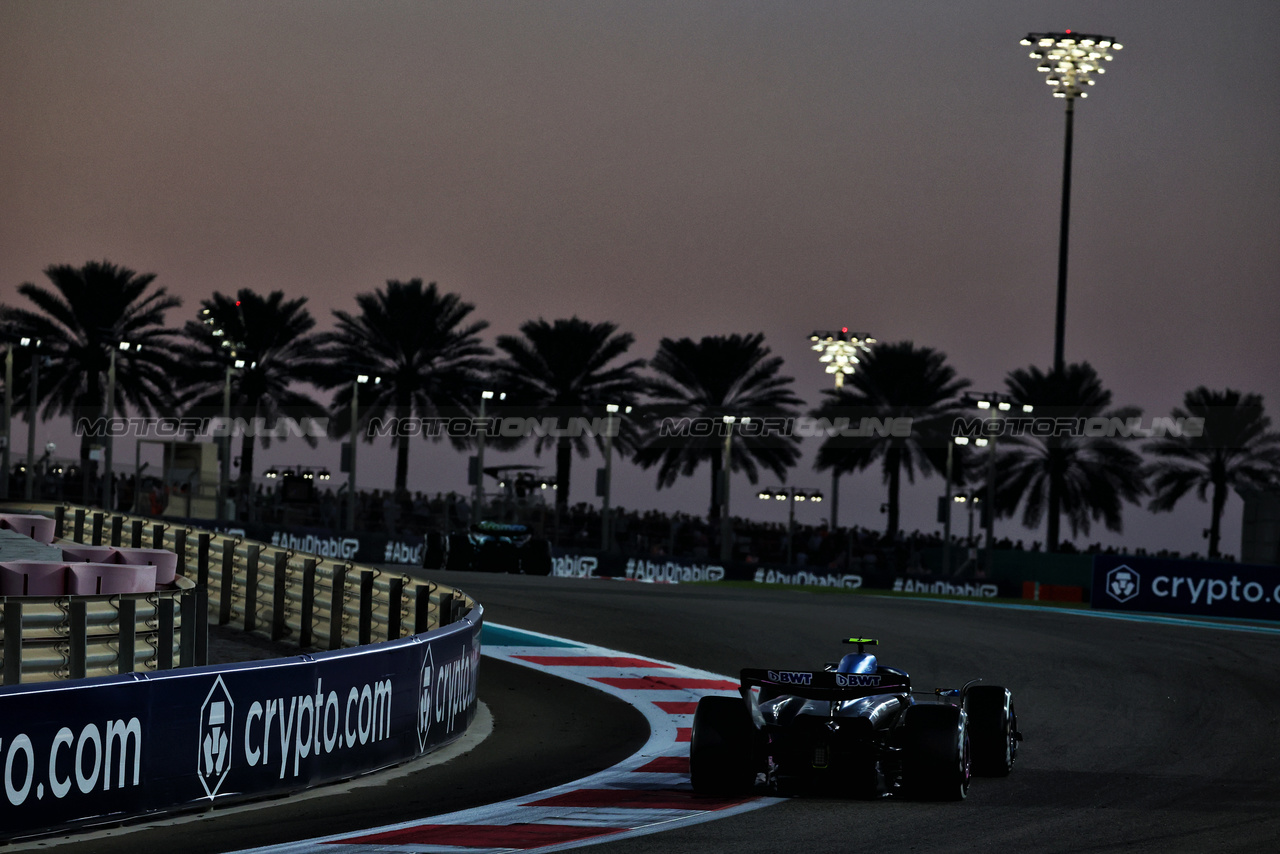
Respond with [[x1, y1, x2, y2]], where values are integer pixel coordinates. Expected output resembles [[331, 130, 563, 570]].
[[0, 607, 481, 841], [1092, 555, 1280, 621]]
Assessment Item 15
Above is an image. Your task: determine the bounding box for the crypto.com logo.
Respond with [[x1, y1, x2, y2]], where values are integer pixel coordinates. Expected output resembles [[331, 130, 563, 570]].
[[1106, 566, 1141, 603], [198, 676, 235, 799], [417, 645, 434, 752]]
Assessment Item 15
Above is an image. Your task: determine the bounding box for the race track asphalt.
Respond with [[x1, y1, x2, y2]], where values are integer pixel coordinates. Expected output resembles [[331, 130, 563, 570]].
[[437, 571, 1280, 854], [19, 569, 1280, 853]]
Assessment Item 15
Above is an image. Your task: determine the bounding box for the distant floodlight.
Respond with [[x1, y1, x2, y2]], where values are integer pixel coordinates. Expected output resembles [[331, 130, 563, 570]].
[[1022, 31, 1120, 100]]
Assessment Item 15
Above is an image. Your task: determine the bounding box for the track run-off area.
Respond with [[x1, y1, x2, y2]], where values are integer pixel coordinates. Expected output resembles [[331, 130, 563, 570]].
[[17, 571, 1280, 853]]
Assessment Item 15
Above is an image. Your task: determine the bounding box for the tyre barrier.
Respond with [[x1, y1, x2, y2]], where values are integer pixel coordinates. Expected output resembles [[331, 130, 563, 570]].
[[0, 504, 482, 841], [2, 505, 472, 685]]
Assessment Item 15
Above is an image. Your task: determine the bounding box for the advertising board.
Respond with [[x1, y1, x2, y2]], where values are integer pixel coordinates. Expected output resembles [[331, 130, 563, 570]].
[[1092, 555, 1280, 621], [0, 608, 481, 840]]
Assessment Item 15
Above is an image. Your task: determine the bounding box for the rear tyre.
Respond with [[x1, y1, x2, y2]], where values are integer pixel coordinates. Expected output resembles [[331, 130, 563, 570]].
[[519, 538, 553, 576], [690, 696, 759, 796], [422, 531, 446, 569], [899, 703, 970, 801], [444, 533, 473, 572], [965, 686, 1017, 777]]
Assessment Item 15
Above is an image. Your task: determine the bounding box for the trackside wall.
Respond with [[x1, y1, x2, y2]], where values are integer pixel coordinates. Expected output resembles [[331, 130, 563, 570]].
[[0, 603, 481, 840]]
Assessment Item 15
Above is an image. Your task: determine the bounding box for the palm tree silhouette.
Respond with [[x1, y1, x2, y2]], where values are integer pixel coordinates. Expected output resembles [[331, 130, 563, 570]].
[[812, 341, 970, 540], [176, 290, 330, 502], [634, 333, 802, 522], [493, 317, 646, 521], [317, 280, 490, 496], [0, 260, 183, 490], [996, 363, 1147, 551], [1145, 388, 1280, 559]]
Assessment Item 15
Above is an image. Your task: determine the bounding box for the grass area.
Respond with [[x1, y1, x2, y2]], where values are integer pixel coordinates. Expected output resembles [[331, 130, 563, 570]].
[[687, 579, 1092, 609]]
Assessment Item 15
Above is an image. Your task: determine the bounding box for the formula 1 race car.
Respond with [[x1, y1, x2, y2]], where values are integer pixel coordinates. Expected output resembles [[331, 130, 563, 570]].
[[422, 522, 553, 575], [690, 638, 1020, 800]]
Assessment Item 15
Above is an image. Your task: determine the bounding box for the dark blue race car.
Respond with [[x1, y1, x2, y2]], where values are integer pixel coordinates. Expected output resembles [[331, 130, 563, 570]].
[[422, 521, 553, 575], [690, 638, 1021, 800]]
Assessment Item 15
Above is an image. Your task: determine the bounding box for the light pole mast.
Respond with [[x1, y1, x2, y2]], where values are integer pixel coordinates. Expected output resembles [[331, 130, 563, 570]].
[[719, 415, 738, 564], [22, 337, 40, 501], [2, 346, 12, 499], [963, 393, 1033, 573], [1021, 31, 1121, 552], [809, 329, 875, 530], [757, 486, 823, 566], [1020, 31, 1122, 374], [599, 404, 630, 551], [347, 373, 379, 531], [104, 344, 117, 511]]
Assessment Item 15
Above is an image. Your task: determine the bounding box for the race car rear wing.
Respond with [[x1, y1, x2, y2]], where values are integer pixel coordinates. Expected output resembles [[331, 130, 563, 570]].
[[739, 668, 910, 701]]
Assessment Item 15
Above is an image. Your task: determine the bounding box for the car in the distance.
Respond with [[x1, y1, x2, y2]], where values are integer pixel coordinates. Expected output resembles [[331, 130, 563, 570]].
[[422, 521, 553, 575]]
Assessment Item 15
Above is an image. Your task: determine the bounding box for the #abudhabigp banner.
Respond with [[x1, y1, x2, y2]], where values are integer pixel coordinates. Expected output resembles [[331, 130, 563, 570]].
[[1092, 555, 1280, 621], [0, 610, 481, 841]]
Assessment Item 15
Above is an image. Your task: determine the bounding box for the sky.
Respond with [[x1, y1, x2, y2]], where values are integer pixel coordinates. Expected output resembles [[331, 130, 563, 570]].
[[2, 1, 1278, 557]]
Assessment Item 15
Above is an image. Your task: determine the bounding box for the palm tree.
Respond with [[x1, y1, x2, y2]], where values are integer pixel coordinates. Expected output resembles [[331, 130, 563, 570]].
[[0, 260, 183, 484], [317, 279, 490, 496], [1145, 388, 1280, 559], [812, 341, 970, 539], [996, 363, 1148, 551], [176, 290, 330, 500], [492, 317, 646, 519], [634, 333, 802, 521]]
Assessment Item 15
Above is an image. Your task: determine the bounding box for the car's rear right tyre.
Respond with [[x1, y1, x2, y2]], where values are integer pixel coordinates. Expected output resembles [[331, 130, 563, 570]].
[[965, 685, 1018, 776], [690, 696, 758, 796], [899, 703, 970, 801], [519, 538, 553, 576], [422, 531, 446, 569]]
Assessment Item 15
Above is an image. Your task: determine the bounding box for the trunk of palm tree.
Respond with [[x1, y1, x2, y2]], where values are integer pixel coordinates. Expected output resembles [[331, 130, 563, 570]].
[[708, 451, 723, 522], [555, 436, 571, 519], [394, 397, 411, 497], [79, 409, 94, 504], [239, 434, 256, 516], [885, 448, 901, 539], [1047, 441, 1063, 551], [1209, 477, 1226, 559]]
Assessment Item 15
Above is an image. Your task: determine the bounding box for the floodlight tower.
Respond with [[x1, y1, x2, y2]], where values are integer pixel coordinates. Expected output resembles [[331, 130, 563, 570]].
[[1020, 31, 1121, 375], [809, 328, 875, 529]]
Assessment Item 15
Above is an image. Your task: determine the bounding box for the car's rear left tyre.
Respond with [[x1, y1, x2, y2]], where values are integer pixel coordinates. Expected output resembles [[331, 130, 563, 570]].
[[965, 685, 1018, 776], [422, 531, 446, 569], [899, 703, 970, 801], [444, 533, 473, 572], [690, 696, 759, 796]]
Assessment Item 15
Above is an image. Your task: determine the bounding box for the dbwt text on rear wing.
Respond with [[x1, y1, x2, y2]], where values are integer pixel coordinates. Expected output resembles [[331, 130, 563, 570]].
[[739, 668, 910, 701]]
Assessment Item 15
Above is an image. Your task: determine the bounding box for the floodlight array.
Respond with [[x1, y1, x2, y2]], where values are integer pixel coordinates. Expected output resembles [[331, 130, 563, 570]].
[[1021, 31, 1121, 99]]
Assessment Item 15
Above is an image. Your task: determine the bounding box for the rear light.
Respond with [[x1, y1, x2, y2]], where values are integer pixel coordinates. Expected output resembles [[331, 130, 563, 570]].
[[812, 745, 830, 768]]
